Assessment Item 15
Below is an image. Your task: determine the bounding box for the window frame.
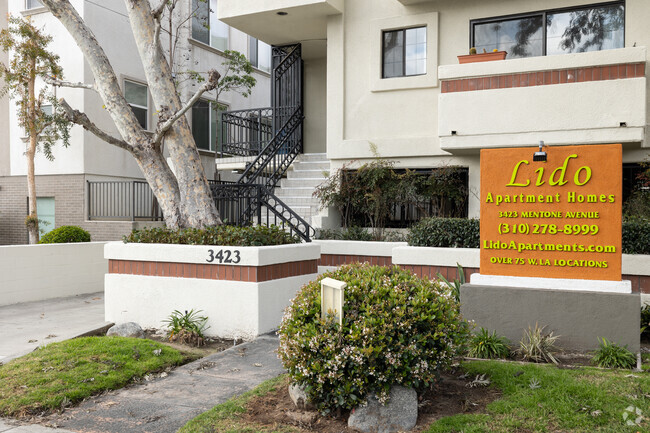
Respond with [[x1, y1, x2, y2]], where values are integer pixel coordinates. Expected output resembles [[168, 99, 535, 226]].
[[123, 79, 149, 131], [25, 0, 43, 10], [191, 99, 228, 153], [191, 0, 230, 51], [469, 1, 625, 57], [248, 36, 271, 74], [381, 26, 427, 79]]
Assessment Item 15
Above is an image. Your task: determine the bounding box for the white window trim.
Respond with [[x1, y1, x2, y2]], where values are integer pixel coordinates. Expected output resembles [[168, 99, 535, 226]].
[[123, 78, 149, 131], [370, 12, 439, 92]]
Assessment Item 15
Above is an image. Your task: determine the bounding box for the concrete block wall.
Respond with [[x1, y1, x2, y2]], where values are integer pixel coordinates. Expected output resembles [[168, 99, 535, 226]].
[[0, 242, 107, 306], [0, 175, 163, 245]]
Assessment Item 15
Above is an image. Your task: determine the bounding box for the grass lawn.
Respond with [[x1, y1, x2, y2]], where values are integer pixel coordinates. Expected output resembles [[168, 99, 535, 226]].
[[0, 336, 188, 417], [180, 361, 650, 433]]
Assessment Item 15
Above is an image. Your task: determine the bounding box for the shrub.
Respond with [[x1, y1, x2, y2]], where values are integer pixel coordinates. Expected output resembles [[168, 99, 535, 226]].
[[39, 225, 90, 244], [591, 337, 636, 369], [278, 263, 470, 413], [518, 323, 559, 365], [641, 303, 650, 339], [622, 218, 650, 255], [316, 226, 374, 241], [163, 309, 210, 347], [468, 328, 510, 359], [408, 217, 480, 248], [123, 225, 298, 246]]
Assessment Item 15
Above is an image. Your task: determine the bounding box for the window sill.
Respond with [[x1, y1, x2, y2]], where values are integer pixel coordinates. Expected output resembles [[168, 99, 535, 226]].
[[251, 66, 271, 78], [198, 149, 216, 156], [189, 38, 228, 57], [20, 7, 49, 16]]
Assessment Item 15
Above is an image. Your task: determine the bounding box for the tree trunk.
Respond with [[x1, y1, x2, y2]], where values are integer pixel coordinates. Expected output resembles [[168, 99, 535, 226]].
[[26, 59, 39, 244], [125, 0, 221, 227], [40, 0, 220, 229]]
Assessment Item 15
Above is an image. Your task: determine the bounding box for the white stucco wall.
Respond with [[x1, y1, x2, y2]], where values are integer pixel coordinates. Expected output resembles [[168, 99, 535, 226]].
[[0, 242, 107, 306]]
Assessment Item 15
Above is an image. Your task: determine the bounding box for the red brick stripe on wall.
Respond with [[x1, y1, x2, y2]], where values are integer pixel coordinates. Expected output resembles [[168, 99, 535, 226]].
[[108, 259, 317, 282], [440, 62, 645, 93], [317, 254, 393, 267]]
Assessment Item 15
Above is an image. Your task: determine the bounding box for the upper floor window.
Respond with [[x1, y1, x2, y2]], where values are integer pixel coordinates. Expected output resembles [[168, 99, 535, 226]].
[[26, 0, 43, 9], [471, 2, 624, 59], [192, 100, 226, 152], [124, 80, 148, 130], [382, 26, 427, 78], [192, 0, 229, 51], [249, 37, 271, 73]]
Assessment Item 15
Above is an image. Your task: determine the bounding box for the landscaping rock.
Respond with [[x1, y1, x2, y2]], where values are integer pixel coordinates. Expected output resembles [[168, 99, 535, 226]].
[[288, 383, 315, 410], [348, 385, 417, 433], [106, 322, 144, 339]]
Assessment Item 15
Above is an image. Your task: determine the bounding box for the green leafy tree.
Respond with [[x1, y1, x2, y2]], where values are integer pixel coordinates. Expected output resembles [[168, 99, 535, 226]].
[[0, 16, 70, 243]]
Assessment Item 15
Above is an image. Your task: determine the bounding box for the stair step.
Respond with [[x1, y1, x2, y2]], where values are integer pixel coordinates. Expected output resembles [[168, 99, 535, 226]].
[[287, 169, 329, 180], [298, 153, 328, 162], [292, 161, 330, 171], [280, 178, 327, 188]]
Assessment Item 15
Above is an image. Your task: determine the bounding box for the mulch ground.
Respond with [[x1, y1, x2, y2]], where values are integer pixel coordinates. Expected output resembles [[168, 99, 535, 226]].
[[242, 371, 502, 433]]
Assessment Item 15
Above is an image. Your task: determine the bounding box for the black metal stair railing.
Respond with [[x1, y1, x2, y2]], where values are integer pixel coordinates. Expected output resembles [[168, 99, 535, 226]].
[[210, 182, 315, 242], [214, 43, 313, 241]]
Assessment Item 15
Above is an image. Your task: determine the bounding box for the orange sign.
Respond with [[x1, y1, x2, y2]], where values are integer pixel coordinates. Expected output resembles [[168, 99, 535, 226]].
[[480, 144, 622, 281]]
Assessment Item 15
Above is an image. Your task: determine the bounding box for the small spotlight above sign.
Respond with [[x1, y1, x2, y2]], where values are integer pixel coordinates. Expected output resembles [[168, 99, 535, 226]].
[[533, 140, 547, 162], [320, 277, 346, 325]]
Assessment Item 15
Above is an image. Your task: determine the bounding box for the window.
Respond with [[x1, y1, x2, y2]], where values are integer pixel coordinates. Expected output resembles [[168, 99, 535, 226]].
[[26, 0, 43, 9], [192, 100, 226, 152], [192, 0, 229, 51], [249, 37, 271, 73], [471, 2, 624, 59], [124, 80, 148, 129], [382, 27, 427, 78], [36, 197, 55, 236]]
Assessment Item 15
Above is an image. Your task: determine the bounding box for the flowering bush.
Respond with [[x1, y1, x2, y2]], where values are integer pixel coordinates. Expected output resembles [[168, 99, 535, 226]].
[[277, 263, 470, 413]]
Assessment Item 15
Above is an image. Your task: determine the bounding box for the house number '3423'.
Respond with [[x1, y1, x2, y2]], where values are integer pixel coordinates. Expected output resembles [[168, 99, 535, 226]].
[[206, 249, 241, 264]]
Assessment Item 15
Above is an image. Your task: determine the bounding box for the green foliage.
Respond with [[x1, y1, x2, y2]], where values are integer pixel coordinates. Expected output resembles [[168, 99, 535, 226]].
[[590, 338, 636, 369], [468, 328, 510, 359], [436, 263, 465, 302], [123, 225, 299, 246], [39, 225, 90, 244], [163, 309, 210, 347], [0, 16, 71, 160], [408, 217, 480, 248], [314, 152, 468, 240], [641, 303, 650, 338], [622, 218, 650, 255], [624, 190, 650, 220], [316, 226, 374, 241], [518, 324, 559, 365], [0, 337, 184, 417], [278, 263, 470, 413]]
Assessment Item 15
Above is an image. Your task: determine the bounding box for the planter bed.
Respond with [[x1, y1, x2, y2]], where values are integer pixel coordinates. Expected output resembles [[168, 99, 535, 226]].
[[104, 242, 320, 340], [314, 240, 406, 271]]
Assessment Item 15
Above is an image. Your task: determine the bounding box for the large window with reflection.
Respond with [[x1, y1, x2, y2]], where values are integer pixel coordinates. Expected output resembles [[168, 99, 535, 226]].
[[471, 2, 624, 59], [192, 100, 227, 152], [192, 0, 229, 51]]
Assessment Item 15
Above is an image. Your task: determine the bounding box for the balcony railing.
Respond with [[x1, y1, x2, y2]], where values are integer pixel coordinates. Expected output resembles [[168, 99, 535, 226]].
[[221, 108, 273, 157], [87, 181, 163, 221]]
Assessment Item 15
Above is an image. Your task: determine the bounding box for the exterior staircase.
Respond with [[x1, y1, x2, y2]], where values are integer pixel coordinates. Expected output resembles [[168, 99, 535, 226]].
[[270, 153, 329, 226]]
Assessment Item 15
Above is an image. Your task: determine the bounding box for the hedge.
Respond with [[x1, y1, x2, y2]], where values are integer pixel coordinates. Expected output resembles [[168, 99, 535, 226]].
[[123, 225, 299, 246]]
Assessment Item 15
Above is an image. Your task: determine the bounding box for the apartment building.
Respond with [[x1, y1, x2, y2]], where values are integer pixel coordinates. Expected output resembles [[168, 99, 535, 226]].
[[217, 0, 649, 226], [0, 0, 271, 244]]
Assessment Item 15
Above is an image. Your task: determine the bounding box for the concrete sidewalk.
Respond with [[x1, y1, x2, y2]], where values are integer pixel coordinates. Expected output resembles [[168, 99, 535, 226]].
[[0, 292, 110, 364], [50, 335, 283, 433]]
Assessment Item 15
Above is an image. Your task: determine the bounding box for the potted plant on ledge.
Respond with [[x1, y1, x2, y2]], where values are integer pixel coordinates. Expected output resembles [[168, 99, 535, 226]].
[[458, 47, 507, 64]]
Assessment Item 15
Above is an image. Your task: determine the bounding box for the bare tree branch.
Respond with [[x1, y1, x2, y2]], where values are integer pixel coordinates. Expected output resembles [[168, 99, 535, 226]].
[[151, 0, 167, 21], [152, 69, 220, 144], [45, 75, 96, 91], [59, 98, 132, 151]]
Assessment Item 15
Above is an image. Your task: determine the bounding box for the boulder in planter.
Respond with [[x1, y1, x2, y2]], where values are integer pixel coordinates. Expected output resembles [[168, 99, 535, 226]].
[[347, 385, 417, 433]]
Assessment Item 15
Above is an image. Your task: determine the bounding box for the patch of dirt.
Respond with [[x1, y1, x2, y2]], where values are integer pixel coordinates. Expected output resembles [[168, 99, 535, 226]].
[[242, 373, 501, 433], [143, 328, 236, 358]]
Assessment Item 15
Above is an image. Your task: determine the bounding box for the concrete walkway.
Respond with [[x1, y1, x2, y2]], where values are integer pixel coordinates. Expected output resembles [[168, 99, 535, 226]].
[[50, 335, 283, 433], [0, 293, 110, 364]]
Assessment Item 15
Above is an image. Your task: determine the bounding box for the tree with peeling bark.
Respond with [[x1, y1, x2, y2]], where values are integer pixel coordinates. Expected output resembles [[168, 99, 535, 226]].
[[0, 16, 71, 244], [40, 0, 254, 230]]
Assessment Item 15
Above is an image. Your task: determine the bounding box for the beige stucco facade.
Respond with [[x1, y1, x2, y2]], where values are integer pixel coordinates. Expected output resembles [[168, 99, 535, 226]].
[[0, 0, 271, 244], [220, 0, 650, 219]]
